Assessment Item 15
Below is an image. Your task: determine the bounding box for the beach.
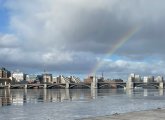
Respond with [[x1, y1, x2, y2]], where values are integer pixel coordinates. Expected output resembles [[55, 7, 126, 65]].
[[81, 108, 165, 120]]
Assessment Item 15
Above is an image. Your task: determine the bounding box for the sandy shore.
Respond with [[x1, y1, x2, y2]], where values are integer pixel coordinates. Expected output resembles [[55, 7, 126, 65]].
[[80, 108, 165, 120]]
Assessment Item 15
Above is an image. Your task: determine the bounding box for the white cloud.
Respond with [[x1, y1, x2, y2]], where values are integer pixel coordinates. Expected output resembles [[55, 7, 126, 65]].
[[96, 58, 165, 79], [42, 51, 73, 65], [1, 0, 165, 78], [0, 34, 20, 48]]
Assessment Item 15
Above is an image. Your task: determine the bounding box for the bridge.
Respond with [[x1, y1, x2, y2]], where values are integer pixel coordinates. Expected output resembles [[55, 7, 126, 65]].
[[127, 82, 164, 89], [0, 82, 164, 89], [98, 82, 126, 89], [0, 83, 92, 89], [0, 77, 164, 89]]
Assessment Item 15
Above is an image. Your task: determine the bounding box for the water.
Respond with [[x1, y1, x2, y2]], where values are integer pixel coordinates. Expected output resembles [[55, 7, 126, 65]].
[[0, 88, 165, 120]]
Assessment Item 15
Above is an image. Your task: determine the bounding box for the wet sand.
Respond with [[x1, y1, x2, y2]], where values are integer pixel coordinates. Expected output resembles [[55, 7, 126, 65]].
[[80, 108, 165, 120]]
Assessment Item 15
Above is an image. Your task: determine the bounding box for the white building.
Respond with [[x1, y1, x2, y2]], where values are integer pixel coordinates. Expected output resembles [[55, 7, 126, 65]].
[[42, 74, 52, 83], [52, 75, 81, 84], [143, 76, 149, 83], [69, 76, 81, 83], [59, 75, 69, 84], [143, 76, 154, 83], [134, 75, 141, 82], [155, 76, 163, 83], [130, 73, 135, 78], [52, 76, 59, 83], [128, 73, 141, 82], [12, 71, 25, 82], [26, 74, 37, 82]]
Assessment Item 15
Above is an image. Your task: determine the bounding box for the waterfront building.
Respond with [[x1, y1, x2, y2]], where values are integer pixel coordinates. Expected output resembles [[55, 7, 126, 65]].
[[26, 74, 37, 83], [36, 75, 43, 83], [69, 76, 81, 83], [155, 76, 164, 83], [143, 76, 149, 83], [134, 75, 142, 82], [0, 78, 11, 85], [97, 77, 104, 82], [42, 73, 52, 83], [0, 67, 11, 78], [57, 75, 69, 84], [52, 75, 81, 84], [128, 73, 142, 82], [12, 70, 26, 82], [143, 76, 154, 83], [52, 76, 59, 83], [148, 76, 154, 82], [84, 76, 94, 84], [130, 73, 135, 78]]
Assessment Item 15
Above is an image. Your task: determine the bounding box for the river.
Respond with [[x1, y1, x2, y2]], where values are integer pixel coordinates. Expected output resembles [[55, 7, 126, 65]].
[[0, 88, 165, 120]]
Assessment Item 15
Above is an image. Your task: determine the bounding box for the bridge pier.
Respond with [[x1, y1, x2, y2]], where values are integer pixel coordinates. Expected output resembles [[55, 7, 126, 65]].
[[126, 82, 134, 89], [24, 84, 27, 89], [91, 76, 98, 89], [123, 86, 126, 90], [43, 84, 47, 89], [65, 82, 69, 89], [7, 84, 10, 89], [159, 82, 164, 89]]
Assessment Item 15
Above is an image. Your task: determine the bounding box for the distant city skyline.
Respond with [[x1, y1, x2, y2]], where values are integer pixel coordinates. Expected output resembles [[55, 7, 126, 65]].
[[0, 0, 165, 79]]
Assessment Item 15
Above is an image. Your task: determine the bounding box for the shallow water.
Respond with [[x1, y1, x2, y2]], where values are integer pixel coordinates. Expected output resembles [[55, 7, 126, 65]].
[[0, 89, 165, 120]]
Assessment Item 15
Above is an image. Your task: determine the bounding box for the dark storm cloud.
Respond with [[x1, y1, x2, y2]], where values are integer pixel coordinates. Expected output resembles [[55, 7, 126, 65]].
[[61, 9, 133, 53]]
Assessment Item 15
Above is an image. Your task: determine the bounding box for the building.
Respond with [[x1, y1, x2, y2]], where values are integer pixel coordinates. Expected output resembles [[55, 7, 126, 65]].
[[42, 73, 52, 83], [26, 74, 37, 83], [143, 76, 149, 83], [0, 68, 11, 85], [56, 75, 70, 84], [0, 67, 11, 78], [155, 76, 164, 83], [148, 76, 154, 82], [84, 76, 94, 84], [36, 75, 43, 83], [134, 75, 142, 82], [52, 76, 58, 83], [130, 73, 135, 78], [128, 73, 141, 82], [97, 77, 104, 83], [143, 76, 154, 83], [69, 76, 81, 83], [0, 78, 11, 85], [12, 70, 26, 82]]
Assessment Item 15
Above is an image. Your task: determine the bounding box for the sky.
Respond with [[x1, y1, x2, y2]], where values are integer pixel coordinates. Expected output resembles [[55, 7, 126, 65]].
[[0, 0, 165, 80]]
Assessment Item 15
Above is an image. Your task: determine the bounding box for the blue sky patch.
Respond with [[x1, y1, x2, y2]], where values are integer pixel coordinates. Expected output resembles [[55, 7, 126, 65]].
[[0, 2, 9, 33]]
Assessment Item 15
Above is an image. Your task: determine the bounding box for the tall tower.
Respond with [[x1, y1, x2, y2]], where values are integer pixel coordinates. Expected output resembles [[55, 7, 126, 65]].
[[42, 65, 52, 83], [101, 72, 104, 80]]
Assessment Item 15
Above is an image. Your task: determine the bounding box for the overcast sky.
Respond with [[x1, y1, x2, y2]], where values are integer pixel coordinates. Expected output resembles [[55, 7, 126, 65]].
[[0, 0, 165, 80]]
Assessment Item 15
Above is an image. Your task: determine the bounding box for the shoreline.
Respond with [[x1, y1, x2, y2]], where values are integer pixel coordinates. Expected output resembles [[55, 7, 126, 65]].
[[80, 108, 165, 120]]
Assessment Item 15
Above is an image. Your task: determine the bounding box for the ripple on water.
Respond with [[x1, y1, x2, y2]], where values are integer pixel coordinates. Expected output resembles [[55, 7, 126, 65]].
[[0, 89, 165, 120]]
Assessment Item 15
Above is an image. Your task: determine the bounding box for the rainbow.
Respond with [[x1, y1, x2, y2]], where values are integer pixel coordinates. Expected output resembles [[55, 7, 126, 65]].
[[90, 25, 141, 76]]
